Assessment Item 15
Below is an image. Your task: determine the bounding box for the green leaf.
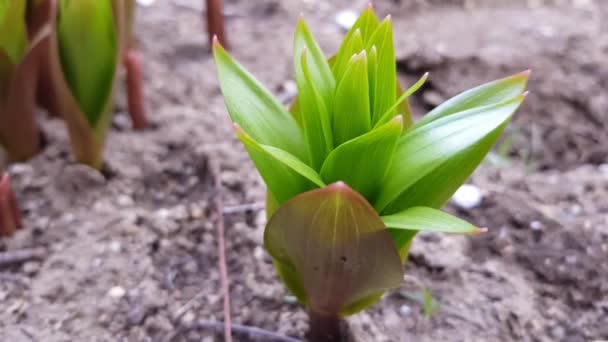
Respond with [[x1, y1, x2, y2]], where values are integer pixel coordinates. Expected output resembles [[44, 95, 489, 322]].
[[265, 182, 403, 316], [57, 0, 118, 128], [294, 17, 335, 116], [235, 125, 323, 205], [332, 29, 364, 82], [213, 43, 307, 161], [0, 0, 28, 65], [367, 17, 396, 125], [321, 116, 402, 202], [367, 46, 378, 116], [332, 51, 371, 146], [332, 4, 379, 79], [375, 72, 428, 127], [383, 206, 484, 237], [297, 49, 334, 170], [412, 71, 530, 129], [376, 95, 525, 214]]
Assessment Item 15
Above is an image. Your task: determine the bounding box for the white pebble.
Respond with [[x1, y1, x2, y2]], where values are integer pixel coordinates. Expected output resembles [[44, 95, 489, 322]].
[[529, 221, 544, 230], [451, 184, 483, 209], [399, 304, 412, 316], [137, 0, 155, 6], [108, 286, 126, 299]]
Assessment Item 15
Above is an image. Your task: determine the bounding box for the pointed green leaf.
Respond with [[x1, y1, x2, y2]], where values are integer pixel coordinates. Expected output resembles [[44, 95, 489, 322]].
[[332, 29, 364, 81], [376, 95, 525, 214], [367, 46, 378, 116], [298, 50, 334, 170], [375, 72, 428, 127], [321, 116, 402, 202], [57, 0, 118, 128], [332, 4, 379, 80], [0, 0, 27, 65], [213, 43, 307, 161], [265, 182, 403, 316], [235, 125, 323, 205], [294, 17, 335, 113], [412, 71, 530, 129], [383, 206, 484, 235], [367, 17, 396, 125], [333, 51, 371, 146]]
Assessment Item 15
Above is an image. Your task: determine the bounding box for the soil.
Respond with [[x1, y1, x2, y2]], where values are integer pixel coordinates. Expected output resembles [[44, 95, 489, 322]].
[[1, 0, 607, 341]]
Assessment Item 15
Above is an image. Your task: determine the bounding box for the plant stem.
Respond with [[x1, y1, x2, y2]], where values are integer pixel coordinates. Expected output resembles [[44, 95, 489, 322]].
[[123, 47, 147, 130], [308, 311, 349, 342], [0, 173, 22, 237], [206, 0, 227, 50]]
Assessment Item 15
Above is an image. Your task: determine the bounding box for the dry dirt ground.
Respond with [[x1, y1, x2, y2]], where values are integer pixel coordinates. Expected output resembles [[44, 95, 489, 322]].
[[1, 0, 607, 341]]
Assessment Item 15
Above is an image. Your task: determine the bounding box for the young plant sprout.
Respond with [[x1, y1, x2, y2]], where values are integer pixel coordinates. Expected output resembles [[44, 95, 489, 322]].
[[1, 0, 146, 170], [214, 5, 528, 341], [42, 0, 127, 169], [0, 0, 47, 161], [0, 172, 22, 237]]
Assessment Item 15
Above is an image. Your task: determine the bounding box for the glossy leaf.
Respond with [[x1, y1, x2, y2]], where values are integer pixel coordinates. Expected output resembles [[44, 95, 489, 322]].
[[265, 182, 403, 316], [235, 125, 322, 205], [57, 0, 118, 127], [294, 17, 335, 115], [412, 71, 530, 129], [375, 72, 428, 127], [333, 51, 371, 146], [213, 42, 307, 161], [332, 29, 364, 82], [367, 17, 396, 125], [376, 95, 525, 214], [0, 0, 27, 65], [321, 116, 402, 202], [383, 206, 483, 235], [297, 50, 334, 170], [367, 46, 378, 116], [332, 3, 379, 79]]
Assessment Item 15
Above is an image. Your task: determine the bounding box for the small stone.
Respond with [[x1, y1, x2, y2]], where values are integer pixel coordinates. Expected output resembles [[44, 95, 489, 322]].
[[109, 241, 122, 253], [117, 195, 134, 207], [529, 221, 544, 231], [253, 246, 265, 260], [399, 304, 412, 316], [335, 10, 358, 31], [137, 0, 156, 6], [108, 286, 126, 299], [423, 90, 445, 107], [451, 184, 483, 209], [22, 261, 40, 275]]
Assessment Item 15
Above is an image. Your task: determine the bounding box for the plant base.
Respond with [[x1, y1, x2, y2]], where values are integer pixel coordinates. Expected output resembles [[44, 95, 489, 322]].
[[0, 174, 23, 237], [308, 311, 351, 342]]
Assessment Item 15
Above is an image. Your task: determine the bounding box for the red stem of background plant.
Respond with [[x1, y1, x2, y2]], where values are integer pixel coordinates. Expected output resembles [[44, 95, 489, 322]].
[[206, 0, 227, 50], [123, 47, 147, 130], [0, 173, 23, 237]]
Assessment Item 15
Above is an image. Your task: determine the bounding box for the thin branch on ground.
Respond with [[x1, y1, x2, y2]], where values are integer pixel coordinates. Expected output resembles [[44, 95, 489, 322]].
[[0, 247, 47, 267], [0, 272, 30, 286], [173, 320, 302, 342], [222, 202, 264, 215], [211, 161, 232, 342]]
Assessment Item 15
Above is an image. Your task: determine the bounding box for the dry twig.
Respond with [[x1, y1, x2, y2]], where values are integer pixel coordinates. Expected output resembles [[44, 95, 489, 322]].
[[0, 247, 47, 267], [211, 161, 232, 342], [173, 320, 302, 342]]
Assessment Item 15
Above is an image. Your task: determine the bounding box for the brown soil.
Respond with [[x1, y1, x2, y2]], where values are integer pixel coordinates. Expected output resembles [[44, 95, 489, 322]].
[[1, 0, 607, 341]]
